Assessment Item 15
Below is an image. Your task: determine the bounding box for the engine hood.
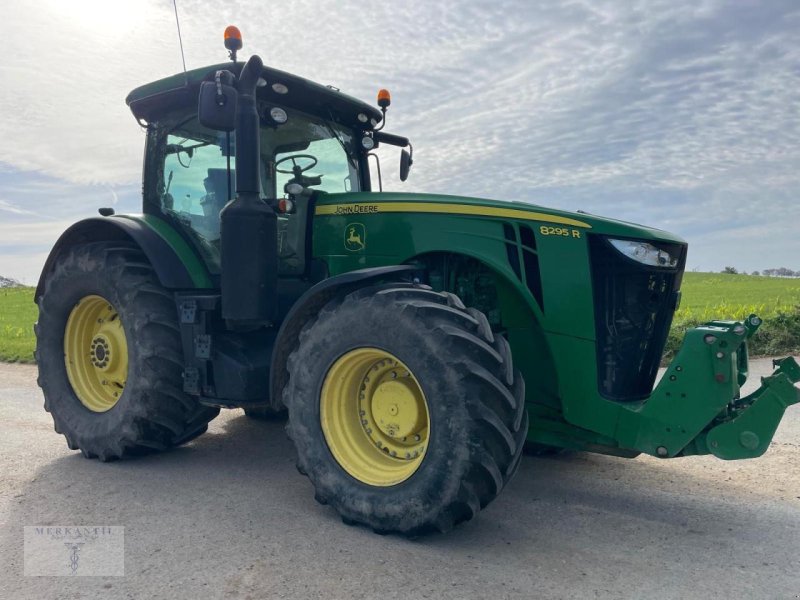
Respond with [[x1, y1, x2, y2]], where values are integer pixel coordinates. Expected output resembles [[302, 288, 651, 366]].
[[316, 191, 686, 245]]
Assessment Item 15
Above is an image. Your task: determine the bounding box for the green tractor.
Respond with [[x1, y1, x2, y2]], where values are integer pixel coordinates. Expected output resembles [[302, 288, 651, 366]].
[[35, 29, 799, 535]]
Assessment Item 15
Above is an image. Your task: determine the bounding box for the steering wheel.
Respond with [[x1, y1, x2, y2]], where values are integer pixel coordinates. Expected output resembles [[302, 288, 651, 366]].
[[275, 154, 318, 175]]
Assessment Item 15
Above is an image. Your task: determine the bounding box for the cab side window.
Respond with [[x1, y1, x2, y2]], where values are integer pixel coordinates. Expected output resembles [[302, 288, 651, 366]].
[[162, 134, 235, 241]]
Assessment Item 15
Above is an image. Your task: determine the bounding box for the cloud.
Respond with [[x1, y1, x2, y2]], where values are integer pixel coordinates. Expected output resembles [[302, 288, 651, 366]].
[[0, 199, 40, 217], [0, 220, 75, 285], [0, 0, 798, 279], [0, 168, 140, 283]]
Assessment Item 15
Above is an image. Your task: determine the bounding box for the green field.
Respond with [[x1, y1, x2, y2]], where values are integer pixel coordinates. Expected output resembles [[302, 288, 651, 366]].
[[677, 272, 800, 319], [0, 287, 37, 363], [665, 272, 800, 359], [1, 273, 799, 363]]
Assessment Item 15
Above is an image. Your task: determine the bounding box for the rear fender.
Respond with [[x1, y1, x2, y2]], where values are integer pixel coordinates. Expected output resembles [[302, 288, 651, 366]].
[[35, 215, 212, 300]]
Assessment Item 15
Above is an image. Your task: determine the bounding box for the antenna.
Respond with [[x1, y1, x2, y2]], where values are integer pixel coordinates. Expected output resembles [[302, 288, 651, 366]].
[[172, 0, 188, 83]]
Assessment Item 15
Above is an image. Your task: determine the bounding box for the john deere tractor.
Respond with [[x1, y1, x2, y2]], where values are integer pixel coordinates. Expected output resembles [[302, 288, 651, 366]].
[[35, 28, 799, 535]]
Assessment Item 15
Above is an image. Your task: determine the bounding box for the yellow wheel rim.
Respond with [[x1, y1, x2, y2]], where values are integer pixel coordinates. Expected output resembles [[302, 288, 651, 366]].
[[320, 348, 430, 487], [64, 295, 129, 412]]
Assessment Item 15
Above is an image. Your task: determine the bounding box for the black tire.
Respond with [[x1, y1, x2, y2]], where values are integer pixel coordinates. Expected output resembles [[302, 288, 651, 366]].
[[284, 283, 528, 535], [243, 406, 287, 420], [35, 241, 219, 461]]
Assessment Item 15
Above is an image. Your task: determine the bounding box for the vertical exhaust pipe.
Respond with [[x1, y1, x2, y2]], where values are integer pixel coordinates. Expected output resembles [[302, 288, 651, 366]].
[[220, 55, 278, 326]]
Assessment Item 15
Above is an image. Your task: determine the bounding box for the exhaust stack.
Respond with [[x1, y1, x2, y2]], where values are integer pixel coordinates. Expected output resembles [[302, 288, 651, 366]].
[[220, 54, 278, 326]]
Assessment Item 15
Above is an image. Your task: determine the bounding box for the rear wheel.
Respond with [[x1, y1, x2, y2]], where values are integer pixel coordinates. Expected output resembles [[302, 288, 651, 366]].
[[284, 283, 528, 535], [35, 242, 219, 460]]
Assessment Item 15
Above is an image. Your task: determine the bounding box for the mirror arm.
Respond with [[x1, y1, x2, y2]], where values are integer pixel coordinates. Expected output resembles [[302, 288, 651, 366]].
[[373, 131, 409, 147]]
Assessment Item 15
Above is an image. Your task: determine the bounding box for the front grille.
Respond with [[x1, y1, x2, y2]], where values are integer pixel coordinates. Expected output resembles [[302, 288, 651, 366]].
[[589, 235, 686, 402]]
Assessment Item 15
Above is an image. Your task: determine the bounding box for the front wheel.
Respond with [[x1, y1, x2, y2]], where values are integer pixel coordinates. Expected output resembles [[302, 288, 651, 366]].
[[284, 283, 528, 535]]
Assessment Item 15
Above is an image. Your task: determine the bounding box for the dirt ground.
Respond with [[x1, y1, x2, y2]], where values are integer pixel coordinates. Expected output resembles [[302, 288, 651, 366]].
[[1, 359, 798, 599]]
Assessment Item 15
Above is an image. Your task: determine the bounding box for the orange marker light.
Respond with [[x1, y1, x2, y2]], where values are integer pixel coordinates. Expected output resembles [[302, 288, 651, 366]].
[[224, 25, 243, 51], [377, 88, 391, 108]]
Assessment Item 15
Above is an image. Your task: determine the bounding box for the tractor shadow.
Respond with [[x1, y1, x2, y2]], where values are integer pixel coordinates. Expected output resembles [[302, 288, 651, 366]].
[[5, 411, 799, 596]]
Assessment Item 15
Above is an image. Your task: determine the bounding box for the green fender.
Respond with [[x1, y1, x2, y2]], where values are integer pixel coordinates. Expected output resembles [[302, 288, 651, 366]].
[[35, 214, 212, 300]]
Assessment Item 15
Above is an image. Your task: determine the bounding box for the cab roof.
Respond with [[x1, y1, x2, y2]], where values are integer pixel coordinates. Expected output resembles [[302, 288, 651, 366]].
[[125, 61, 383, 129]]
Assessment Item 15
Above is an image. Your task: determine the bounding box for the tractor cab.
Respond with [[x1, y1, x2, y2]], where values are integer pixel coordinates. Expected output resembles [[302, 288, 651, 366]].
[[127, 57, 397, 280], [127, 25, 412, 288]]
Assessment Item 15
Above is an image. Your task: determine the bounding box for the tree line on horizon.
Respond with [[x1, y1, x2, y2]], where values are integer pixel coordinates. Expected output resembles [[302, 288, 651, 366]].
[[722, 266, 800, 277], [0, 276, 22, 288]]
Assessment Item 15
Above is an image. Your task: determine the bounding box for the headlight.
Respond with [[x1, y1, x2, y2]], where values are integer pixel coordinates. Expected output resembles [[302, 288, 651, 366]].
[[361, 136, 375, 150], [608, 239, 678, 268]]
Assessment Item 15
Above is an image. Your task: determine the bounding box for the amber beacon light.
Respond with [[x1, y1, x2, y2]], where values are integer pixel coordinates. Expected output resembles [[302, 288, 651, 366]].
[[224, 25, 243, 61], [377, 88, 391, 108]]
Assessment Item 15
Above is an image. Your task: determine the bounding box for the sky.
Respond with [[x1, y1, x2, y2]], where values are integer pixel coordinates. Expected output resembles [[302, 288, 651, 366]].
[[0, 0, 798, 283]]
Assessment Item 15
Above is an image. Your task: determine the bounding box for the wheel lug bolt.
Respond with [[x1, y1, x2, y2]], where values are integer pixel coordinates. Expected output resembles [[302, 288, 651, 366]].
[[361, 419, 368, 426], [390, 451, 397, 457], [414, 434, 421, 441], [359, 410, 366, 416]]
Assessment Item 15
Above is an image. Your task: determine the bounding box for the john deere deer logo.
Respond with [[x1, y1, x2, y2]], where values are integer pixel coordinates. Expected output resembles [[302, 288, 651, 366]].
[[344, 223, 366, 251]]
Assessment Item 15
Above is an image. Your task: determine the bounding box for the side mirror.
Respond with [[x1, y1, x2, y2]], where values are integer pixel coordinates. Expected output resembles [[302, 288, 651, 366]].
[[400, 148, 413, 182], [198, 70, 238, 132]]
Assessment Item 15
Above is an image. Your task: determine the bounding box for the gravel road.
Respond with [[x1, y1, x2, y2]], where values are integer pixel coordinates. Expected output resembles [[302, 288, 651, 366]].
[[1, 358, 798, 599]]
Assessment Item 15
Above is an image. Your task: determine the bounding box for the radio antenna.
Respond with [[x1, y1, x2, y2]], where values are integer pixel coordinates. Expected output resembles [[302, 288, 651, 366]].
[[172, 0, 188, 84]]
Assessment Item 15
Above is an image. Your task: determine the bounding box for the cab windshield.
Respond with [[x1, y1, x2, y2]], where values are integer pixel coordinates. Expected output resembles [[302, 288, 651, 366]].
[[155, 106, 361, 275]]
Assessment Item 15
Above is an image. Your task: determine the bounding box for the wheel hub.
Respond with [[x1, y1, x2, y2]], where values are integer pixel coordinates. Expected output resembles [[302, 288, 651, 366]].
[[64, 295, 129, 412], [370, 379, 424, 440], [320, 348, 430, 486], [90, 336, 110, 368], [357, 358, 428, 460]]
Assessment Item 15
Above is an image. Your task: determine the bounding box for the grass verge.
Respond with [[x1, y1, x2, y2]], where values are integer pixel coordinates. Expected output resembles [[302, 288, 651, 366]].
[[0, 287, 36, 363]]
